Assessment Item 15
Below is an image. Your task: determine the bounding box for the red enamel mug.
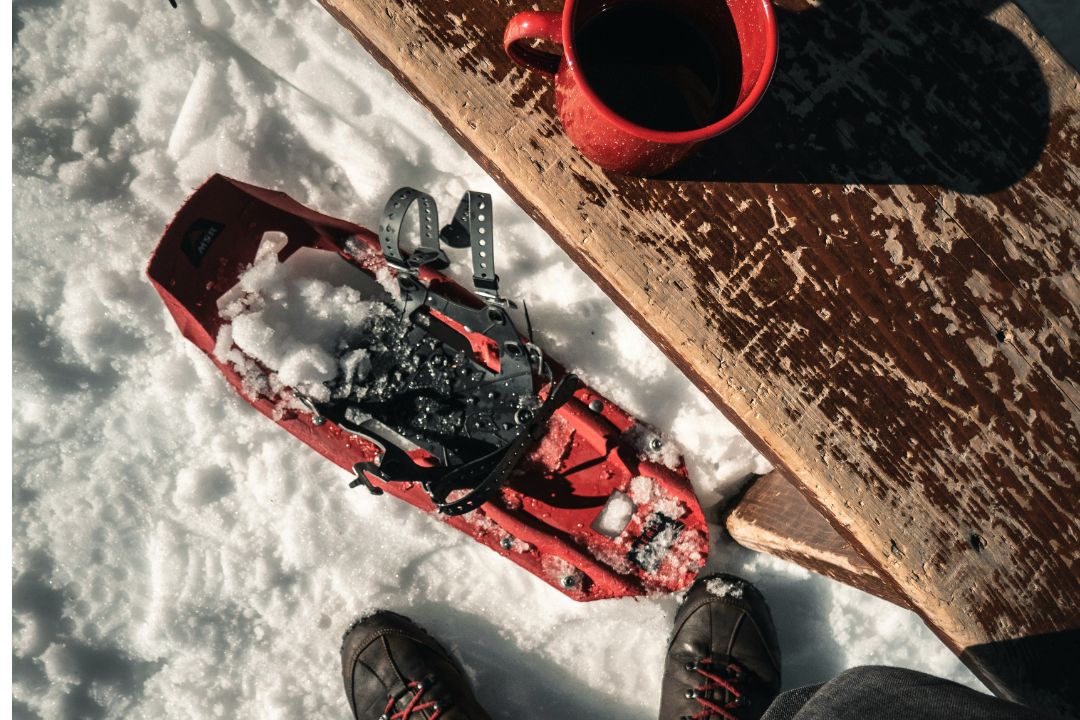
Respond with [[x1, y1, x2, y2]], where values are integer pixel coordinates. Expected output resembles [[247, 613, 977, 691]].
[[504, 0, 778, 176]]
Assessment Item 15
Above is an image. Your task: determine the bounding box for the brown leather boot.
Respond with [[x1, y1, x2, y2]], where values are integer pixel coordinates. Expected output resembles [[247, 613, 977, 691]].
[[341, 611, 493, 720], [659, 574, 781, 720]]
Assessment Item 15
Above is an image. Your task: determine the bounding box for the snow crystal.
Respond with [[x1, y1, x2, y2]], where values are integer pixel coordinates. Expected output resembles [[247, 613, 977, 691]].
[[39, 644, 81, 687], [629, 475, 656, 504], [592, 491, 636, 538], [217, 245, 395, 403], [652, 496, 687, 521], [706, 577, 746, 600], [584, 539, 636, 576], [646, 528, 708, 591]]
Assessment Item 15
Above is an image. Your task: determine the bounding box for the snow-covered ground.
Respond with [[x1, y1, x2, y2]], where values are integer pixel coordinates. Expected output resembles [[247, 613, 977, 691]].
[[17, 0, 1076, 717]]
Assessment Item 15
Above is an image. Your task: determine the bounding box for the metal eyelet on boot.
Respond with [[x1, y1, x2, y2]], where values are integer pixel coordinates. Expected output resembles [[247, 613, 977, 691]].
[[684, 661, 697, 671], [684, 688, 697, 699]]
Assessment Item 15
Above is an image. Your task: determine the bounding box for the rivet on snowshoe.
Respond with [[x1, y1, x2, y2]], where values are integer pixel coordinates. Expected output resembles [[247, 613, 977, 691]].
[[312, 416, 325, 426], [560, 575, 577, 588], [499, 536, 514, 550], [588, 399, 604, 413], [649, 437, 663, 452]]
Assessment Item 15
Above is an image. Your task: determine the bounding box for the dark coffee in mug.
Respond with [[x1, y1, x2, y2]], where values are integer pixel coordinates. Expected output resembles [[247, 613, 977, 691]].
[[575, 2, 743, 132]]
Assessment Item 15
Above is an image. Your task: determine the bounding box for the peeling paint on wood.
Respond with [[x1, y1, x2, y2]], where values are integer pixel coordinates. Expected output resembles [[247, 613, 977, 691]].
[[318, 0, 1079, 713]]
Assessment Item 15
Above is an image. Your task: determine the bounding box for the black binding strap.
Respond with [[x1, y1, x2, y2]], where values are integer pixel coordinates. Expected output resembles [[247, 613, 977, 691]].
[[380, 187, 449, 272], [441, 191, 499, 301], [466, 192, 498, 300], [351, 374, 580, 515], [332, 187, 571, 516], [426, 373, 580, 515]]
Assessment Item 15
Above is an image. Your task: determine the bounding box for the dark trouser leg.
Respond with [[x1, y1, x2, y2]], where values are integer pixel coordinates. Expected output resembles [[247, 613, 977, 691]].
[[761, 666, 1056, 720]]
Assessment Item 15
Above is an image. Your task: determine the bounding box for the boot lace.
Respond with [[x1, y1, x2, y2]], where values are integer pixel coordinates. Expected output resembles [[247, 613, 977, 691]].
[[681, 657, 751, 720], [379, 677, 447, 720]]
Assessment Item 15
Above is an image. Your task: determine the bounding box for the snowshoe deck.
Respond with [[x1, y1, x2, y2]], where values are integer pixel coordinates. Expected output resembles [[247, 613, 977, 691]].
[[147, 175, 708, 600]]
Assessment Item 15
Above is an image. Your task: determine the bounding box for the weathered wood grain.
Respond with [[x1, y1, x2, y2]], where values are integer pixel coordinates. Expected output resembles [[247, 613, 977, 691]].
[[726, 470, 913, 608], [318, 0, 1080, 712]]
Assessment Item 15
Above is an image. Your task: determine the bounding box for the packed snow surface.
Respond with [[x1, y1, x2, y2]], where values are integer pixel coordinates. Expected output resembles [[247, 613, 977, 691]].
[[11, 0, 1030, 717], [215, 241, 396, 405]]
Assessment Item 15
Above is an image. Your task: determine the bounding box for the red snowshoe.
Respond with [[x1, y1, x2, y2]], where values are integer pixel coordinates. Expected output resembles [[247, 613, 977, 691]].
[[147, 175, 709, 600]]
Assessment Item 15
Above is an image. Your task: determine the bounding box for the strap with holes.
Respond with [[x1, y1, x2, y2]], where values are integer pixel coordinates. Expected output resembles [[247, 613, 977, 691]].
[[467, 192, 498, 299], [379, 187, 450, 272], [440, 191, 499, 300]]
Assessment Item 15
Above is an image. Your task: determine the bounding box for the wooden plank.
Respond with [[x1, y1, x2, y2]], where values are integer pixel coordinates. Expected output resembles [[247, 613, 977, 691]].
[[318, 0, 1080, 712], [725, 471, 912, 609]]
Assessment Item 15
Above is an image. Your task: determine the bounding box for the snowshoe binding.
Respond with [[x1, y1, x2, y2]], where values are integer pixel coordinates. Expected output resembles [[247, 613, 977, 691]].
[[148, 175, 709, 600]]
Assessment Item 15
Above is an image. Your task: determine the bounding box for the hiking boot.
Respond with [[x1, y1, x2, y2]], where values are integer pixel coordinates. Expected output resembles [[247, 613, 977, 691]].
[[341, 611, 492, 720], [659, 574, 781, 720]]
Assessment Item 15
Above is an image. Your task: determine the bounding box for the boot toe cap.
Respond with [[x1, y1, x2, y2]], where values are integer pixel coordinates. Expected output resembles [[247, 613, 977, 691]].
[[660, 573, 782, 719]]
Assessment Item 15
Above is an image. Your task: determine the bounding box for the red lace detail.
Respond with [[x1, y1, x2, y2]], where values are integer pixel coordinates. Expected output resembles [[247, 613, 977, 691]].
[[689, 658, 745, 720], [383, 680, 444, 719]]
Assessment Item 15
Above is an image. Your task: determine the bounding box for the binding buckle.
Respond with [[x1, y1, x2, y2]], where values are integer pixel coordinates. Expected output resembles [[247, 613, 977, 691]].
[[319, 187, 572, 515]]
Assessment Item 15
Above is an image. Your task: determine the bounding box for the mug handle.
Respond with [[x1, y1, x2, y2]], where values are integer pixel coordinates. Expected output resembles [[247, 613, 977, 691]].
[[503, 11, 563, 75]]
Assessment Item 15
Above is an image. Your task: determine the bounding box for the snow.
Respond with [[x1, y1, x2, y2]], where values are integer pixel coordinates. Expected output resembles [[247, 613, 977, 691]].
[[593, 491, 636, 538], [623, 424, 682, 470], [705, 577, 745, 601], [217, 242, 394, 404], [629, 475, 657, 505], [11, 0, 1001, 718]]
